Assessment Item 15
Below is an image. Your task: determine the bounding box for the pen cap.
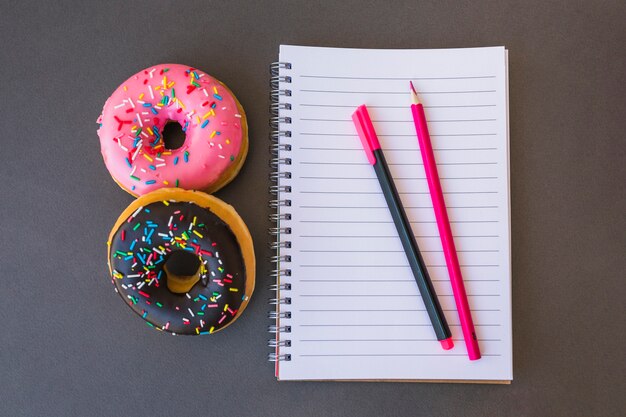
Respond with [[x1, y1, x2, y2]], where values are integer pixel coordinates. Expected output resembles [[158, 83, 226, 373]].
[[352, 105, 381, 165]]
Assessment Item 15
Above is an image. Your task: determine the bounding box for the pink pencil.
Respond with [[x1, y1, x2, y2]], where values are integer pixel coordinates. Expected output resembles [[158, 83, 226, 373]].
[[409, 81, 482, 360]]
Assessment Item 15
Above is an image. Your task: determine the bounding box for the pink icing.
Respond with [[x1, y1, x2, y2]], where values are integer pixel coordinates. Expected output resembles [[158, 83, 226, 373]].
[[97, 64, 244, 195]]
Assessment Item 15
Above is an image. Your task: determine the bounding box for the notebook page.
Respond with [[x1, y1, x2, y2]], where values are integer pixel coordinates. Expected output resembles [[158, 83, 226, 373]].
[[276, 46, 511, 381]]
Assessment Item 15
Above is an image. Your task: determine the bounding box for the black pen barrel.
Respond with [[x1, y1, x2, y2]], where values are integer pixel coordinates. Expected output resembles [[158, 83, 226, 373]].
[[372, 149, 452, 341]]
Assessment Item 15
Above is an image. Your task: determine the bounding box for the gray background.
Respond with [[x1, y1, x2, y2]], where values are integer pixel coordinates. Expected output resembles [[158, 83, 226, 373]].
[[1, 1, 624, 416]]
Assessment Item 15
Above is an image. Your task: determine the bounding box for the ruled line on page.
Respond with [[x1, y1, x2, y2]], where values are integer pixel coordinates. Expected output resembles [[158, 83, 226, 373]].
[[298, 175, 498, 181], [295, 277, 498, 283], [300, 103, 498, 109], [295, 276, 500, 281], [298, 220, 500, 224], [300, 89, 497, 94], [299, 132, 498, 137], [299, 294, 501, 297], [299, 147, 499, 151], [299, 118, 498, 123], [298, 206, 499, 210], [299, 161, 498, 166], [299, 191, 498, 195], [298, 354, 502, 357], [299, 176, 498, 180], [299, 75, 497, 80], [298, 309, 502, 313], [299, 323, 502, 327], [298, 248, 500, 252], [298, 237, 498, 243], [298, 279, 500, 282], [299, 338, 502, 342], [298, 264, 499, 267]]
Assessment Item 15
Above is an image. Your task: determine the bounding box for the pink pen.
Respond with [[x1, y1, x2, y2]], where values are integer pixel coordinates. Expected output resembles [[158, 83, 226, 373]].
[[409, 82, 482, 360]]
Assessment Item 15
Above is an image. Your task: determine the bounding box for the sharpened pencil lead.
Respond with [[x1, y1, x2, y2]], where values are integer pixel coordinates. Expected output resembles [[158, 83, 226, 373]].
[[409, 81, 420, 104]]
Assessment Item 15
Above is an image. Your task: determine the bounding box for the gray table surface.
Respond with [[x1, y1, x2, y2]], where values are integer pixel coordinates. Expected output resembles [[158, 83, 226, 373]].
[[1, 1, 624, 416]]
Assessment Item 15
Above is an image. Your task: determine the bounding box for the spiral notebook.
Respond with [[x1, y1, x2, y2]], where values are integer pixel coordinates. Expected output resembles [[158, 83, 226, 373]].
[[269, 45, 511, 382]]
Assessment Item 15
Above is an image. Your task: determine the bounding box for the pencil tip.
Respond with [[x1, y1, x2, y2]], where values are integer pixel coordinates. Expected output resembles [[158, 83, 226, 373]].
[[409, 81, 420, 104]]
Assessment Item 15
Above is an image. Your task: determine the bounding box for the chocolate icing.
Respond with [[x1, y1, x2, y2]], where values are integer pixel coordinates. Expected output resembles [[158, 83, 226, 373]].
[[109, 200, 246, 334]]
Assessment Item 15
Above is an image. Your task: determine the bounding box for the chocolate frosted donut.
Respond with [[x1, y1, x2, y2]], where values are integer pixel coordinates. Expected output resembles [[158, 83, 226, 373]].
[[107, 188, 255, 335]]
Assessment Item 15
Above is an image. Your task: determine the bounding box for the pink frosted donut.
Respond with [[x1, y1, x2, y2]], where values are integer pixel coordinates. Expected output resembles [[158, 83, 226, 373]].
[[97, 64, 248, 196]]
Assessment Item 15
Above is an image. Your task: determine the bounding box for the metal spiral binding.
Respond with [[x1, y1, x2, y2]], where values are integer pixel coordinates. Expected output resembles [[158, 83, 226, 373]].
[[269, 185, 292, 194], [268, 311, 292, 319], [269, 255, 291, 263], [268, 61, 293, 363], [270, 143, 292, 156], [269, 213, 291, 221], [268, 339, 292, 347], [268, 297, 291, 305], [269, 241, 291, 250], [268, 353, 292, 362], [268, 325, 291, 333], [269, 199, 291, 208], [270, 103, 292, 116], [269, 158, 291, 168], [269, 172, 291, 182], [269, 269, 291, 277], [269, 227, 291, 235], [269, 282, 292, 290]]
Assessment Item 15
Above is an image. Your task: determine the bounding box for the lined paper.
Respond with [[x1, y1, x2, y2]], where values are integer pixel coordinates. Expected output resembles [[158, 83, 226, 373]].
[[276, 46, 511, 381]]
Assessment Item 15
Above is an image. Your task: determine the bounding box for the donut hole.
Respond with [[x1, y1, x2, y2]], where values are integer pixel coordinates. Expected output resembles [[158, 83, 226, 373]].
[[161, 121, 186, 150], [163, 250, 202, 294]]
